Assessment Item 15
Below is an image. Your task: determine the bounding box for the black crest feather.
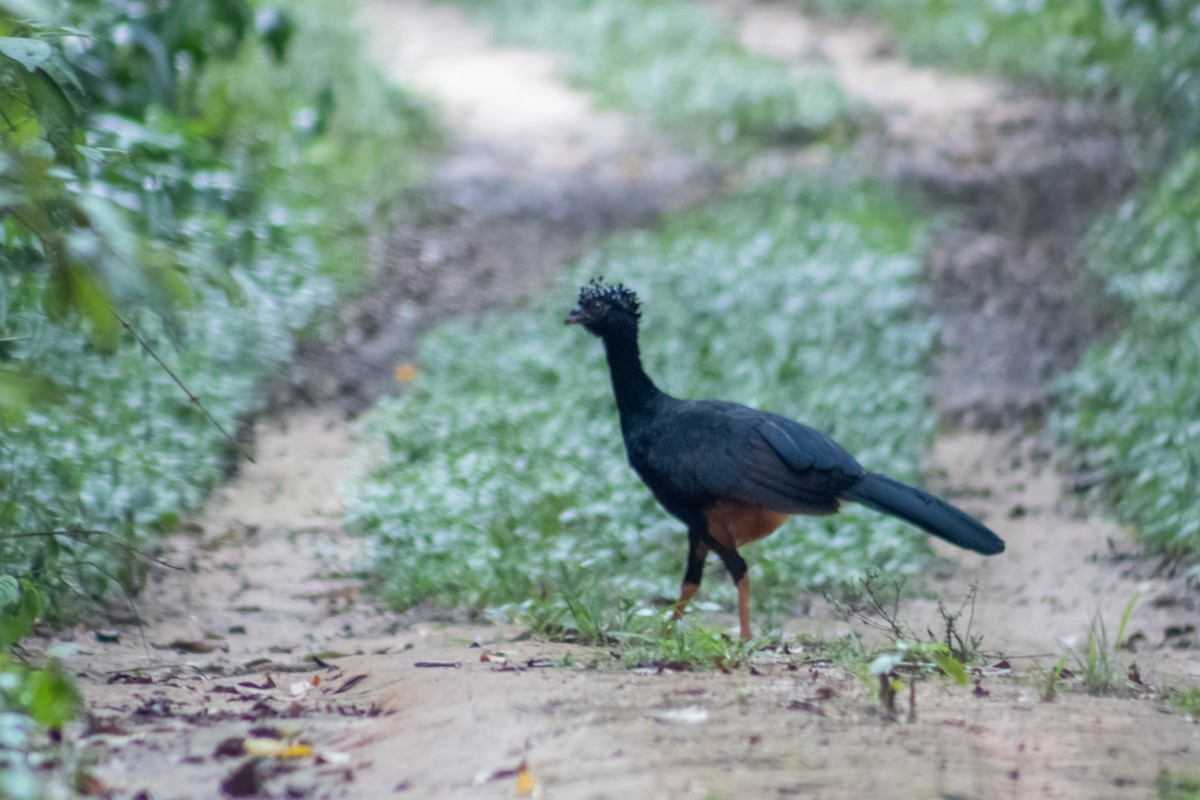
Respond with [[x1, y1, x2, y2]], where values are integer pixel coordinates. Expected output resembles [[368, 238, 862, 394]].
[[577, 276, 641, 319]]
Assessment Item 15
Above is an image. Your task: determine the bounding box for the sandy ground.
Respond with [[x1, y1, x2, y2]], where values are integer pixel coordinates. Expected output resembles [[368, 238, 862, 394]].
[[42, 1, 1199, 798]]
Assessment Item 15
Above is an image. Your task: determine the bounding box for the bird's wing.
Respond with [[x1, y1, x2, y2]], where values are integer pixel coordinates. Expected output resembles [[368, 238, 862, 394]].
[[634, 401, 864, 515]]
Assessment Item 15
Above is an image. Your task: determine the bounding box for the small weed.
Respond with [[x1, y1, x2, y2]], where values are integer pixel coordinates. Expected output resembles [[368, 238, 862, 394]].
[[1041, 653, 1070, 703], [1166, 687, 1200, 719], [870, 639, 969, 719], [1156, 769, 1200, 800], [519, 589, 651, 646], [935, 582, 983, 665], [1073, 594, 1139, 696], [828, 572, 973, 716], [621, 621, 753, 671], [828, 570, 986, 667]]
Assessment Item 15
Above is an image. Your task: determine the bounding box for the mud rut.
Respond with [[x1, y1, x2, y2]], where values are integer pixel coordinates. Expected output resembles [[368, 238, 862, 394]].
[[50, 2, 1198, 798]]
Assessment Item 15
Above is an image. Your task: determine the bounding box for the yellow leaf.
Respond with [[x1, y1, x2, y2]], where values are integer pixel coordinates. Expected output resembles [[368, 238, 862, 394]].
[[243, 738, 313, 759], [394, 362, 418, 383], [514, 763, 535, 796]]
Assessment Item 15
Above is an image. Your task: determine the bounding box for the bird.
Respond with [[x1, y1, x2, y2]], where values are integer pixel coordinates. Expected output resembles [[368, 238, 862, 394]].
[[564, 277, 1005, 640]]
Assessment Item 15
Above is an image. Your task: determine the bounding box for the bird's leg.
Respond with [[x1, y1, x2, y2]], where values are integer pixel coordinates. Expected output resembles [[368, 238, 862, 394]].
[[708, 540, 752, 641], [735, 575, 751, 642], [671, 538, 708, 621]]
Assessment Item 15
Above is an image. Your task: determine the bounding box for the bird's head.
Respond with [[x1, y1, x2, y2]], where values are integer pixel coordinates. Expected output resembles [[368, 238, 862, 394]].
[[564, 277, 641, 337]]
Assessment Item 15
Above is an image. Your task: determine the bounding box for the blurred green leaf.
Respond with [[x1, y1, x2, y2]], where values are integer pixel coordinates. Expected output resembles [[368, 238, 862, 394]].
[[0, 366, 65, 424], [0, 0, 53, 24], [929, 645, 969, 687], [0, 575, 19, 607], [0, 579, 42, 648], [0, 37, 50, 71], [22, 664, 80, 729], [23, 67, 77, 165]]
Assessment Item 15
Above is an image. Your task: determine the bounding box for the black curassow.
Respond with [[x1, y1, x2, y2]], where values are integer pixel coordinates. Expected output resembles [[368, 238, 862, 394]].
[[565, 278, 1005, 640]]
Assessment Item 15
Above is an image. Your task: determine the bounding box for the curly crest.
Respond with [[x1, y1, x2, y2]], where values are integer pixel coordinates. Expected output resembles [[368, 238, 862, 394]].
[[577, 276, 641, 319]]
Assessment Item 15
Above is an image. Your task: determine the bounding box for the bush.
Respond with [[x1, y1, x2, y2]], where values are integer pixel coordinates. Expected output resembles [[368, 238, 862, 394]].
[[1055, 150, 1200, 560], [0, 0, 437, 623]]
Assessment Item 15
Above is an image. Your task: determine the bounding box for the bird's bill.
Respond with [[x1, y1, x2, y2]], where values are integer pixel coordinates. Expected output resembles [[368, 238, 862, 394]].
[[564, 306, 589, 325]]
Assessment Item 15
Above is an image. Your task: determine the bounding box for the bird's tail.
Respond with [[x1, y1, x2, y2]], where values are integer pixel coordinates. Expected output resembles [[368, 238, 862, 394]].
[[840, 472, 1005, 555]]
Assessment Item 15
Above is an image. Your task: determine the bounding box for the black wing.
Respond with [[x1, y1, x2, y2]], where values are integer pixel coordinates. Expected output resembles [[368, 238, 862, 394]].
[[628, 399, 865, 516]]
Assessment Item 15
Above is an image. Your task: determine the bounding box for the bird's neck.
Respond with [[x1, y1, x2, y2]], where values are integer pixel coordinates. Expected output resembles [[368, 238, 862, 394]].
[[601, 328, 663, 418]]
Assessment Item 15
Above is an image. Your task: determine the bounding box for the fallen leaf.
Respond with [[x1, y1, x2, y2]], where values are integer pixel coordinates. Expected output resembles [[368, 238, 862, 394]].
[[169, 639, 220, 654], [106, 673, 152, 685], [247, 726, 282, 739], [221, 760, 265, 797], [82, 715, 127, 737], [238, 675, 277, 691], [515, 762, 536, 797], [77, 772, 109, 797], [413, 662, 461, 669], [244, 738, 313, 758], [787, 700, 826, 716], [333, 674, 369, 693], [394, 363, 418, 382], [213, 737, 245, 759]]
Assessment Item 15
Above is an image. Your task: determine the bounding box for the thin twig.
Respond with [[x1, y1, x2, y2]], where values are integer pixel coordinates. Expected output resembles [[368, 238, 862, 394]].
[[1, 528, 183, 571], [27, 558, 152, 665], [110, 307, 256, 464]]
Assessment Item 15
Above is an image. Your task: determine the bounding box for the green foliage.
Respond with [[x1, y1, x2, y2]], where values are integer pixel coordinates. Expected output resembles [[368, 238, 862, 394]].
[[1055, 150, 1200, 560], [1, 0, 437, 626], [451, 0, 847, 148], [347, 178, 937, 629], [0, 577, 41, 648], [1041, 652, 1071, 703], [621, 622, 753, 671], [1063, 594, 1139, 696], [1168, 687, 1200, 718], [869, 639, 969, 686], [0, 654, 81, 800], [1157, 769, 1200, 800]]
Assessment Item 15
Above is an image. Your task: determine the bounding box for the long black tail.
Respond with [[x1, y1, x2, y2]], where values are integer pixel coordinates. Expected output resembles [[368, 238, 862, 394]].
[[840, 472, 1005, 555]]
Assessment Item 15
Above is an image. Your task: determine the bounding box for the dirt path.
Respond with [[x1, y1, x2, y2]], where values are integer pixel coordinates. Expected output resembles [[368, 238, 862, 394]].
[[275, 0, 712, 415], [48, 2, 1198, 799]]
